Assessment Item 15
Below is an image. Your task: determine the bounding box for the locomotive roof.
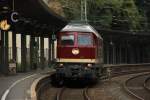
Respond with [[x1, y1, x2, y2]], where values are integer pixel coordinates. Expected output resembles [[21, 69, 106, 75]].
[[60, 23, 102, 39]]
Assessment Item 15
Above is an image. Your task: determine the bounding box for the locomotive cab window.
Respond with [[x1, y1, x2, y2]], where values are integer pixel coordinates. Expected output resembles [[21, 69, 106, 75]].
[[61, 34, 74, 46], [77, 33, 93, 46]]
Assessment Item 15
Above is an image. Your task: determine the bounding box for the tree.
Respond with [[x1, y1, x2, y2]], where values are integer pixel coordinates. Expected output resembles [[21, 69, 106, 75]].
[[48, 0, 81, 20], [47, 0, 147, 32], [87, 0, 145, 31]]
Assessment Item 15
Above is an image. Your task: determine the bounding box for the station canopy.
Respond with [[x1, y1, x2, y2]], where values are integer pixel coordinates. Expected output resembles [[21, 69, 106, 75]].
[[4, 0, 68, 36]]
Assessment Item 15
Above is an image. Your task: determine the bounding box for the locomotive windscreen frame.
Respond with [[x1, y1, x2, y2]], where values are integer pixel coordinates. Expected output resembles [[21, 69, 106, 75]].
[[52, 23, 103, 85]]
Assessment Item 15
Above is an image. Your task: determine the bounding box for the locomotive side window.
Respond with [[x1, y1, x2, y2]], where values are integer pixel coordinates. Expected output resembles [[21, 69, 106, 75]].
[[77, 34, 93, 46], [61, 34, 74, 46]]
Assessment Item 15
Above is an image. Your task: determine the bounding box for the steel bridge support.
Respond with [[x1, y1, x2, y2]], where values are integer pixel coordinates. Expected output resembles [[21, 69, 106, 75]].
[[12, 32, 16, 62], [51, 40, 55, 62], [48, 38, 52, 65], [40, 37, 44, 69], [0, 31, 9, 74], [0, 31, 2, 74], [30, 36, 35, 70], [21, 34, 27, 72]]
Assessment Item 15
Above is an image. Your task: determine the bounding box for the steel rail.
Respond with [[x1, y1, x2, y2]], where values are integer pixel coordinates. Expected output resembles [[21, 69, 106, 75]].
[[56, 87, 91, 100], [123, 73, 150, 100], [83, 87, 91, 100], [31, 70, 55, 100], [102, 64, 150, 79], [56, 87, 65, 100], [144, 76, 150, 91]]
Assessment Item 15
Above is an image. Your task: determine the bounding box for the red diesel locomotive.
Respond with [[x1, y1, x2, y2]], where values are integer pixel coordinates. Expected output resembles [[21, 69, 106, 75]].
[[54, 22, 103, 83]]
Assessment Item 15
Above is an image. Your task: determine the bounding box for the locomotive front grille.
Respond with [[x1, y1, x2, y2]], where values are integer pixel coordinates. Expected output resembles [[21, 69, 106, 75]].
[[71, 68, 79, 73], [69, 65, 82, 76]]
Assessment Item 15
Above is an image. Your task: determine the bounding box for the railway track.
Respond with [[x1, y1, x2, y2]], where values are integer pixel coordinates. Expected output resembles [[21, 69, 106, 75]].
[[144, 76, 150, 91], [103, 64, 150, 78], [56, 87, 90, 100], [38, 64, 150, 100], [124, 73, 150, 100]]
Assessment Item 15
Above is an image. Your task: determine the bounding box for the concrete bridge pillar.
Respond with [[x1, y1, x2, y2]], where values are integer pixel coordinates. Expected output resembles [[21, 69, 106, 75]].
[[26, 35, 31, 71]]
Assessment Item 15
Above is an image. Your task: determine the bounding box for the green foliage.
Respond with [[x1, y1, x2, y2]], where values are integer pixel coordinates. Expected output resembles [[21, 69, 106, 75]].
[[87, 0, 146, 31], [53, 0, 147, 32], [121, 0, 143, 31], [59, 0, 81, 20]]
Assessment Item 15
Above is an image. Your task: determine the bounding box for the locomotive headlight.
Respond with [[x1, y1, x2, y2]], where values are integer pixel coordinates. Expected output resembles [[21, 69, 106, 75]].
[[72, 48, 80, 55], [87, 64, 92, 67], [59, 63, 63, 67]]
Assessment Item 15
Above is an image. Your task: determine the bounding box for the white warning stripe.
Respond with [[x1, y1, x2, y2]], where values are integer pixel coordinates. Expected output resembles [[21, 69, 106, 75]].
[[1, 74, 37, 100]]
